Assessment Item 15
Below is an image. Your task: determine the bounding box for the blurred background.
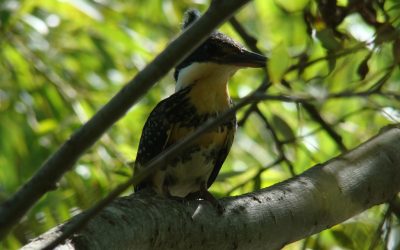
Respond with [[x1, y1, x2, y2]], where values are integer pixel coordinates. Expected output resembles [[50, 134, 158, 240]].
[[1, 0, 399, 249]]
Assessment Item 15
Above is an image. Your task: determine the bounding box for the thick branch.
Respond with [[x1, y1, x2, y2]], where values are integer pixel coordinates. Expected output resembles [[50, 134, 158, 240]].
[[23, 126, 400, 250], [0, 0, 253, 239]]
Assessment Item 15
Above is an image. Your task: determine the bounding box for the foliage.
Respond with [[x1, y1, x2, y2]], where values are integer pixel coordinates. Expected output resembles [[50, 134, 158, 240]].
[[0, 0, 399, 249]]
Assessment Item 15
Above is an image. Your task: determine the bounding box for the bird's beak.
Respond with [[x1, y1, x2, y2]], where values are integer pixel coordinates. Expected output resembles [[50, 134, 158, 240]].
[[225, 49, 267, 68]]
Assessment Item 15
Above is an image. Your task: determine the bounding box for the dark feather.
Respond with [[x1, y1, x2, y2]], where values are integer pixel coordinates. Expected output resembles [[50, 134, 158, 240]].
[[134, 85, 236, 193], [134, 87, 191, 191], [207, 115, 237, 188], [183, 9, 201, 29]]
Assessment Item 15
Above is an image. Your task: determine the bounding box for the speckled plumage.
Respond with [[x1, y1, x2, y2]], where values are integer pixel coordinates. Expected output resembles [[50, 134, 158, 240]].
[[133, 9, 265, 202], [134, 85, 236, 197]]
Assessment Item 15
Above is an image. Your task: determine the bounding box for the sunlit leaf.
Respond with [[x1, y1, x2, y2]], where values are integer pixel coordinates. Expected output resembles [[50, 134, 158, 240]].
[[267, 43, 291, 83], [331, 229, 355, 249], [271, 113, 295, 141], [36, 119, 58, 134]]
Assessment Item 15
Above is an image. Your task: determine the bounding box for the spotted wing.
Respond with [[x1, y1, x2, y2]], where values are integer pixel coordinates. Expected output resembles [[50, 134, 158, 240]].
[[133, 89, 189, 191], [206, 115, 237, 188]]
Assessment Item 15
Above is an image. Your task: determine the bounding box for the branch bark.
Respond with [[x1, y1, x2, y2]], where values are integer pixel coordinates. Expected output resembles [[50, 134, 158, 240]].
[[0, 0, 254, 239], [22, 126, 400, 250]]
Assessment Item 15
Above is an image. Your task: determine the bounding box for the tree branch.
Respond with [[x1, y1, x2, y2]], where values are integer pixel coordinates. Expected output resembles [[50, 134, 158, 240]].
[[22, 126, 400, 250], [0, 0, 254, 239]]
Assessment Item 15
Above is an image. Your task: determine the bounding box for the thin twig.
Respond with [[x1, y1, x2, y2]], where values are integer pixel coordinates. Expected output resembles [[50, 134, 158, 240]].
[[254, 107, 296, 176], [301, 103, 347, 152], [285, 42, 368, 75]]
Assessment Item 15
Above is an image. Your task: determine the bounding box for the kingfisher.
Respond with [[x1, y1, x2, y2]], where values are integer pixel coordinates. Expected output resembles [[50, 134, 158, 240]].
[[133, 10, 266, 208]]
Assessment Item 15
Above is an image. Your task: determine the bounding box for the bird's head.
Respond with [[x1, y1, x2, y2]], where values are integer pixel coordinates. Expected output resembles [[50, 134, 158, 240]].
[[174, 9, 266, 91]]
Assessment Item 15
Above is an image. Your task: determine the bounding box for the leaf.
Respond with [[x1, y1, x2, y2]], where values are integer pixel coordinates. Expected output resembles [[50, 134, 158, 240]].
[[253, 174, 261, 190], [273, 0, 310, 13], [36, 119, 58, 134], [374, 23, 397, 45], [316, 28, 342, 51], [0, 9, 12, 30], [22, 14, 49, 35], [393, 38, 400, 65], [66, 0, 103, 21], [267, 43, 291, 84], [216, 170, 246, 181], [89, 34, 116, 70], [357, 53, 372, 80], [331, 229, 355, 249], [369, 69, 393, 92], [326, 50, 337, 74], [271, 114, 295, 141]]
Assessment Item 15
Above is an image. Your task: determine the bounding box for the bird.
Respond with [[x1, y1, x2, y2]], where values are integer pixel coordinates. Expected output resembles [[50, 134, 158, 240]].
[[133, 9, 266, 209]]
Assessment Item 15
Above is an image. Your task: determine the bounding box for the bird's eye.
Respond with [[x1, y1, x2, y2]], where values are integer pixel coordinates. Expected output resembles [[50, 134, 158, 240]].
[[202, 44, 210, 52], [203, 43, 218, 55]]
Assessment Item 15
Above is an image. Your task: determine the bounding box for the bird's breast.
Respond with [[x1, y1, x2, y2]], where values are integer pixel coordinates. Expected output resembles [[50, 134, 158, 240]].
[[164, 145, 219, 197], [153, 124, 231, 197], [187, 78, 231, 114], [169, 125, 228, 148], [164, 135, 226, 197]]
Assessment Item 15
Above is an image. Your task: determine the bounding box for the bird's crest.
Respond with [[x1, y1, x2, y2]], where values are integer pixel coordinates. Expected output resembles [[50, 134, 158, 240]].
[[183, 9, 201, 29]]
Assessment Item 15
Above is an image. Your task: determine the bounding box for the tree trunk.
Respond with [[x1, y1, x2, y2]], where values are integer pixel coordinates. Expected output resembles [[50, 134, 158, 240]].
[[22, 126, 400, 250]]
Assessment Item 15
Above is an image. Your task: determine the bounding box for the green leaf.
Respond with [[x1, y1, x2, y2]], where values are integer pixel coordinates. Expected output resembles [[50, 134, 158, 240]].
[[36, 119, 58, 134], [331, 229, 355, 249], [271, 114, 295, 141], [268, 43, 291, 83]]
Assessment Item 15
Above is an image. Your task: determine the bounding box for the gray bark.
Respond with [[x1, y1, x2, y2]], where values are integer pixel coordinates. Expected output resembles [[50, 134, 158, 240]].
[[22, 126, 400, 250]]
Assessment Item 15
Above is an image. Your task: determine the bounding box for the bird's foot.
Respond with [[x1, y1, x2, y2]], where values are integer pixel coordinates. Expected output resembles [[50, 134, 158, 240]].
[[186, 189, 224, 215]]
